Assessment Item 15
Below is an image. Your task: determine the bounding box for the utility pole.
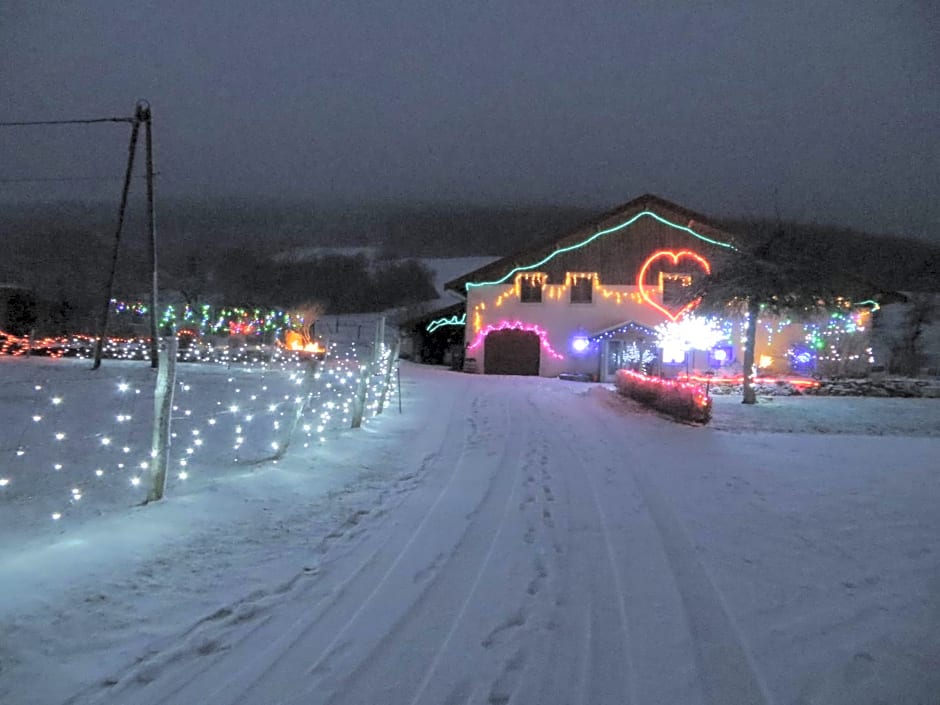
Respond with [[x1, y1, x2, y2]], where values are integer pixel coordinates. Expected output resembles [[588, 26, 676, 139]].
[[93, 112, 142, 369], [92, 100, 160, 370], [139, 100, 160, 368]]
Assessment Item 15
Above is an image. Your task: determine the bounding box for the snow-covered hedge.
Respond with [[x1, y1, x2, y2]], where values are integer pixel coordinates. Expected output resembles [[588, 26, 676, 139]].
[[705, 378, 940, 398], [807, 378, 940, 397], [708, 380, 805, 396], [614, 369, 712, 423]]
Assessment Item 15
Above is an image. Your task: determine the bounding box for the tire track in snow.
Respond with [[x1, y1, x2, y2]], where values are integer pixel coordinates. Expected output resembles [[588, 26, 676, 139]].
[[501, 387, 595, 705], [312, 378, 563, 705], [322, 384, 521, 703], [90, 460, 443, 705], [584, 387, 773, 705], [68, 488, 418, 705], [498, 385, 636, 705], [261, 392, 503, 704], [630, 470, 773, 705], [266, 384, 519, 705], [73, 376, 480, 705], [552, 407, 637, 705], [404, 399, 524, 705]]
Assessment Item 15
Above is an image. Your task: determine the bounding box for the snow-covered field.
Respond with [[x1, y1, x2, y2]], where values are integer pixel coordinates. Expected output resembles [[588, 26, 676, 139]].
[[415, 256, 501, 311], [1, 361, 938, 705], [710, 393, 939, 436]]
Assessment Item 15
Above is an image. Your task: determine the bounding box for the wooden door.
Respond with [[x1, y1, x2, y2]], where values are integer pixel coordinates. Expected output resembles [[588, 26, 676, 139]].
[[484, 329, 540, 375]]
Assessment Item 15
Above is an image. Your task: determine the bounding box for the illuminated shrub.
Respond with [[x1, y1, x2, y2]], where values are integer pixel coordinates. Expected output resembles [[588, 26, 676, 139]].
[[614, 369, 712, 424]]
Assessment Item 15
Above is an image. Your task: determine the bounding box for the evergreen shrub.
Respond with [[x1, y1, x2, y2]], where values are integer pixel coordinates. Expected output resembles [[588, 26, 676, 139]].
[[615, 369, 712, 423]]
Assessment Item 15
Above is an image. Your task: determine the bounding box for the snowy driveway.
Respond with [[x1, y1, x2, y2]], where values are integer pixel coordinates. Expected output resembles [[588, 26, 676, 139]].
[[7, 364, 940, 705]]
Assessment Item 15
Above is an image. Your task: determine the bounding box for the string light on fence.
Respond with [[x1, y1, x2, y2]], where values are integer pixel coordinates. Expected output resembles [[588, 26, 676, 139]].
[[1, 321, 398, 523]]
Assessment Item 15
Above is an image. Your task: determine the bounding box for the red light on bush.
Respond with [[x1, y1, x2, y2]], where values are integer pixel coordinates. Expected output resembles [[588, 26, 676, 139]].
[[615, 369, 712, 423]]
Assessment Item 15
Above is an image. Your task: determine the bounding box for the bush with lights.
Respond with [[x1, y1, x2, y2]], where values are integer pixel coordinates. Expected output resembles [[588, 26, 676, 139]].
[[614, 369, 712, 424]]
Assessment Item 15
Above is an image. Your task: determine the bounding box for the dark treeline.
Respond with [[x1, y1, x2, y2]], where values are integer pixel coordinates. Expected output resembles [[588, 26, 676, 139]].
[[209, 251, 438, 313], [0, 198, 598, 256], [0, 225, 439, 333], [377, 204, 598, 256], [0, 197, 596, 333], [2, 198, 938, 335], [718, 218, 940, 293]]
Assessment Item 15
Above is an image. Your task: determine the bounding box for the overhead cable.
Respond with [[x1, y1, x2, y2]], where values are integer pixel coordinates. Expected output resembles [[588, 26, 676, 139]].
[[0, 117, 134, 126]]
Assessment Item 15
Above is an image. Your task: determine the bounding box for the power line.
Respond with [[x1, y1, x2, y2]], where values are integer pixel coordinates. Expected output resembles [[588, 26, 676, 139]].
[[0, 174, 158, 184], [0, 113, 145, 184], [0, 117, 134, 127]]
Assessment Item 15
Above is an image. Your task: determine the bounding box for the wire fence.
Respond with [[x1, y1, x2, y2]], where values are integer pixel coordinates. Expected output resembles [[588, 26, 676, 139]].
[[0, 316, 400, 539]]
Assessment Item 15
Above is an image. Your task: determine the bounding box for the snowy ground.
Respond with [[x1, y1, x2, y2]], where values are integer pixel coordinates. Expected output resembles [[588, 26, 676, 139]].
[[1, 362, 938, 704], [710, 393, 939, 437]]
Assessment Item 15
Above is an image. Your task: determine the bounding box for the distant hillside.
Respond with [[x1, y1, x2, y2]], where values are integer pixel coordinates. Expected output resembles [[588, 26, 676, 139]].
[[2, 199, 936, 314], [0, 197, 386, 250], [0, 198, 597, 256], [377, 204, 598, 257]]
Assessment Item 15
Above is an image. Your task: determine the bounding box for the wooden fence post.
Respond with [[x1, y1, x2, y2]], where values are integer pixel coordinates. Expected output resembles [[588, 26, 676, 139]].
[[376, 338, 400, 415], [373, 315, 386, 364], [351, 362, 370, 429], [269, 358, 319, 461], [147, 336, 177, 502]]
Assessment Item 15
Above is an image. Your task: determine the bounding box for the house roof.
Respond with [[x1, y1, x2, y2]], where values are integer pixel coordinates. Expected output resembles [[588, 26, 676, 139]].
[[443, 194, 737, 295], [398, 300, 466, 331], [587, 320, 657, 341]]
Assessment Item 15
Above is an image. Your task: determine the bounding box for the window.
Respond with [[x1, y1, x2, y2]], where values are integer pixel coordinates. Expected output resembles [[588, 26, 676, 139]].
[[519, 274, 543, 303], [661, 272, 693, 306], [570, 275, 593, 304]]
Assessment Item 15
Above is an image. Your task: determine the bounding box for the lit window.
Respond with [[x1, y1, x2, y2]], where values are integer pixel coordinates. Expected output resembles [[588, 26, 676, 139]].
[[661, 272, 693, 306], [570, 276, 593, 304], [519, 275, 543, 303]]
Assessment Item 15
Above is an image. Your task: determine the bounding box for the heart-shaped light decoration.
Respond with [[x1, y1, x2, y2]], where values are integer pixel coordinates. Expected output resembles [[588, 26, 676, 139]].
[[637, 249, 711, 322]]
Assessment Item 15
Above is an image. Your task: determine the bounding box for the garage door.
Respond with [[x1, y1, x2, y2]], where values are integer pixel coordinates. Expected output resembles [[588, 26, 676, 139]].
[[484, 329, 540, 375]]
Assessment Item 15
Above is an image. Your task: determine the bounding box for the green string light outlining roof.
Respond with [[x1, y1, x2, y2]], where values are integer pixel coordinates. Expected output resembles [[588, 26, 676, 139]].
[[426, 314, 466, 333], [465, 210, 737, 289]]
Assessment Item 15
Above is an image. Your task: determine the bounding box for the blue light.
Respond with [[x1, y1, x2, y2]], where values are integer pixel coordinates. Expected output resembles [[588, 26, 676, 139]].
[[787, 345, 816, 373], [709, 344, 734, 367]]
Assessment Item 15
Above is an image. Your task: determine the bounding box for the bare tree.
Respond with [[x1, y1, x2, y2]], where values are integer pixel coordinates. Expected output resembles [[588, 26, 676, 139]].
[[691, 227, 892, 403]]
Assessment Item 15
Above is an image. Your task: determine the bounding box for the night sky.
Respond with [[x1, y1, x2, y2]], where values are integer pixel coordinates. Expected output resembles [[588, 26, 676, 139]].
[[2, 1, 938, 241]]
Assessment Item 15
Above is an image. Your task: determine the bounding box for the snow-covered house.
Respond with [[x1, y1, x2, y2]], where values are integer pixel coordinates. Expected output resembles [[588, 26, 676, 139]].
[[443, 194, 741, 380], [423, 193, 937, 380]]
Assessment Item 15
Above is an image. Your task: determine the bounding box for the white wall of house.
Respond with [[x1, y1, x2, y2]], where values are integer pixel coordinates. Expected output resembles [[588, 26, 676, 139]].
[[464, 278, 669, 378], [463, 278, 898, 380]]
